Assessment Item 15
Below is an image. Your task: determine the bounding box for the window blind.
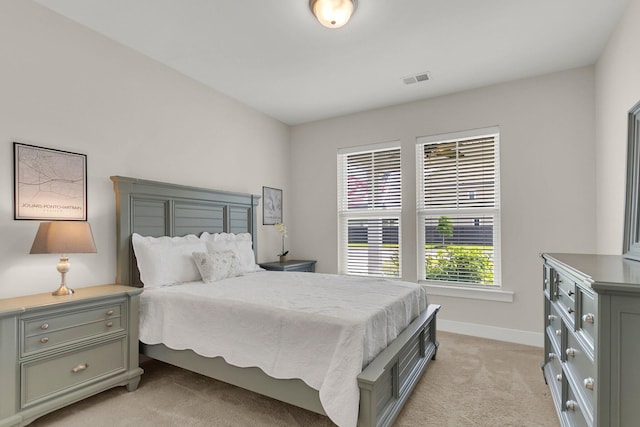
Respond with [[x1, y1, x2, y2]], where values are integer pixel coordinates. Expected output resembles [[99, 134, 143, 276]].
[[338, 145, 401, 277], [421, 136, 496, 209]]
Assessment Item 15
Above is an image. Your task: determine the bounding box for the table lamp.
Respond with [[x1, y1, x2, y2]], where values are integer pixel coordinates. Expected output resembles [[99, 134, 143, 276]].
[[30, 221, 97, 296]]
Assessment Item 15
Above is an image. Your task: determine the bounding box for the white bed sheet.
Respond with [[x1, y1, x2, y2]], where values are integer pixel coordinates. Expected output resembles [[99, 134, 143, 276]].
[[139, 271, 428, 427]]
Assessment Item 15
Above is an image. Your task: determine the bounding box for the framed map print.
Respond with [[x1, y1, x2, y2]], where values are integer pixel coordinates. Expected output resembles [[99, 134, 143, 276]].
[[262, 186, 282, 225], [13, 142, 87, 220]]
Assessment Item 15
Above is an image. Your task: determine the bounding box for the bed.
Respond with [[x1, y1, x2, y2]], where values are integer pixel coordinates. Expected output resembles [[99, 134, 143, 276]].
[[111, 176, 440, 427]]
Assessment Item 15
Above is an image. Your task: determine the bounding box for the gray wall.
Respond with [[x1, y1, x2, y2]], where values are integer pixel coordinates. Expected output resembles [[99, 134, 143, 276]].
[[595, 0, 640, 254], [0, 1, 290, 298], [290, 67, 597, 343]]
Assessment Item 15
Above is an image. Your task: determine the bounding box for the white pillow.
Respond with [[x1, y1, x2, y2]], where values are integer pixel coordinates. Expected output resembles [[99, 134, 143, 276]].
[[201, 232, 252, 242], [131, 233, 206, 287], [201, 232, 259, 274], [192, 250, 241, 282]]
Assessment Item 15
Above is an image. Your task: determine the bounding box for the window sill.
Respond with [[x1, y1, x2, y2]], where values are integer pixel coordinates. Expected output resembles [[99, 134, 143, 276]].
[[420, 282, 514, 303]]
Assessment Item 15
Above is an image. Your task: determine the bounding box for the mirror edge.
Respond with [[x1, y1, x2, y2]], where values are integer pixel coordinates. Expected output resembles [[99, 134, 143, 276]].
[[623, 99, 640, 261]]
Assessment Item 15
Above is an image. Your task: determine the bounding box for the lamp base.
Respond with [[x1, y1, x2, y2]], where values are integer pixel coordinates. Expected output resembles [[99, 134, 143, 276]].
[[52, 284, 74, 296], [52, 254, 73, 296]]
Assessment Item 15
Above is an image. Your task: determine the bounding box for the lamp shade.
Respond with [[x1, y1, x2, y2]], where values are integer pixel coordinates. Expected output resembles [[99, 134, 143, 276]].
[[30, 221, 97, 254], [310, 0, 356, 28]]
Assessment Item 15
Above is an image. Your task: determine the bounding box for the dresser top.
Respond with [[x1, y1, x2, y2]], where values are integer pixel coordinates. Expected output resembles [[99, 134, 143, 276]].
[[543, 253, 640, 294], [0, 284, 142, 316]]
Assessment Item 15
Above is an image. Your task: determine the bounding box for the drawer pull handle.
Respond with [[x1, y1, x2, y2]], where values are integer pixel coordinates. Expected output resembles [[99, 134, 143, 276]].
[[40, 337, 49, 344], [566, 348, 576, 357], [556, 374, 562, 382], [568, 289, 575, 296], [584, 377, 595, 390], [555, 329, 562, 337], [106, 310, 114, 316], [106, 321, 113, 328], [40, 323, 49, 330], [548, 352, 556, 360], [547, 314, 556, 322], [544, 279, 549, 285], [567, 307, 575, 314], [71, 363, 89, 373], [582, 313, 595, 324], [566, 400, 577, 411]]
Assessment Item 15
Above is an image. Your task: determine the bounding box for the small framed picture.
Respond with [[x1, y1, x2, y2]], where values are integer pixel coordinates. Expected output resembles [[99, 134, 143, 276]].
[[13, 142, 87, 220], [262, 186, 282, 225]]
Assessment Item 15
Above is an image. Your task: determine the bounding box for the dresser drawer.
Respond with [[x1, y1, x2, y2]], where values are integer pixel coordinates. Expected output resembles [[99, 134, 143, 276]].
[[556, 274, 576, 324], [543, 265, 556, 300], [565, 330, 595, 417], [546, 300, 563, 354], [21, 302, 124, 356], [21, 337, 126, 408], [577, 288, 596, 350], [564, 385, 590, 427], [546, 349, 563, 402]]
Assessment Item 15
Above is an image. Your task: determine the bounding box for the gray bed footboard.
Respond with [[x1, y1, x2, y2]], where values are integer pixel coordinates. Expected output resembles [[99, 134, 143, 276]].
[[358, 303, 440, 427]]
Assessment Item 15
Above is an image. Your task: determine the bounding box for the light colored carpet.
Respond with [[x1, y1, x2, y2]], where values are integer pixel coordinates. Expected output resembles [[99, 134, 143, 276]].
[[30, 332, 559, 426]]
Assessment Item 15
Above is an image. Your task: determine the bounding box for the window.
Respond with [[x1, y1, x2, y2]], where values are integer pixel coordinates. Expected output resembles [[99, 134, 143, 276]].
[[417, 127, 501, 286], [338, 143, 401, 277]]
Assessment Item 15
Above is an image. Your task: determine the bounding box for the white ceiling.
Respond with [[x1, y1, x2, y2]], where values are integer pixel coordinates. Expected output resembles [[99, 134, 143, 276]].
[[35, 0, 630, 125]]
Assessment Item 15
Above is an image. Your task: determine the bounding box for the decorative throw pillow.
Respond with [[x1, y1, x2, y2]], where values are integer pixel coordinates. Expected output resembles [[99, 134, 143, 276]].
[[131, 233, 206, 287], [192, 250, 241, 282], [200, 232, 259, 274]]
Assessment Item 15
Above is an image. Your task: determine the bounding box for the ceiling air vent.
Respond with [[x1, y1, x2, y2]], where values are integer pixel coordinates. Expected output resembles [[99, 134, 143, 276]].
[[402, 72, 430, 85]]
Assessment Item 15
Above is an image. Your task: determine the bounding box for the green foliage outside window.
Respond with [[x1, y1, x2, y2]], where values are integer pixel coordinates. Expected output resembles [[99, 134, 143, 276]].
[[436, 216, 453, 245], [348, 241, 494, 284], [424, 246, 494, 285]]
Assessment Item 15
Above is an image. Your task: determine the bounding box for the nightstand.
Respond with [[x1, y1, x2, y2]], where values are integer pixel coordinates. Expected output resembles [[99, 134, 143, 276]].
[[0, 284, 143, 427], [259, 260, 317, 272]]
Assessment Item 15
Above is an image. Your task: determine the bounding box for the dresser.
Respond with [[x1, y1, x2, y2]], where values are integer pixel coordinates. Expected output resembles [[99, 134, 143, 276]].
[[259, 260, 317, 272], [542, 253, 640, 427], [0, 284, 143, 427]]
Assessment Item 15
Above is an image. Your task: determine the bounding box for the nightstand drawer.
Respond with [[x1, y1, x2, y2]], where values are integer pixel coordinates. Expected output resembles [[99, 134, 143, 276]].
[[259, 260, 316, 272], [21, 302, 124, 356], [21, 337, 126, 408], [24, 317, 123, 355], [283, 263, 315, 272]]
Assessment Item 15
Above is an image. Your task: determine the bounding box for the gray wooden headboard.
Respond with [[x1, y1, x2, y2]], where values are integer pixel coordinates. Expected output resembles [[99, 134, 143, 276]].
[[111, 176, 260, 286]]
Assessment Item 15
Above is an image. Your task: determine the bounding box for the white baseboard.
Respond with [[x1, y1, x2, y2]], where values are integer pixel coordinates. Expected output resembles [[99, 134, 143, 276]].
[[438, 319, 543, 348]]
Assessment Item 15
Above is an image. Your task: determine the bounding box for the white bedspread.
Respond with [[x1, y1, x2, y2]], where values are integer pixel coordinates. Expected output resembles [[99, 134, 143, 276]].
[[139, 271, 428, 427]]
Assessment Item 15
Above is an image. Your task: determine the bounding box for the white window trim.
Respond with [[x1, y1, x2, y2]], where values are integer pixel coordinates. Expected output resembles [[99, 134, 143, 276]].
[[421, 282, 514, 302], [416, 126, 499, 145], [337, 140, 400, 155]]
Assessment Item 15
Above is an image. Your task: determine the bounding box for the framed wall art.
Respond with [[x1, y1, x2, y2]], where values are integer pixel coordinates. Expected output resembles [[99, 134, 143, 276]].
[[262, 186, 282, 225], [13, 142, 87, 221]]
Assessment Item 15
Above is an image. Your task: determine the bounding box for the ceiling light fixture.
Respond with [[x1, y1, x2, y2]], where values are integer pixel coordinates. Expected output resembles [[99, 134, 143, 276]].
[[310, 0, 357, 29]]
